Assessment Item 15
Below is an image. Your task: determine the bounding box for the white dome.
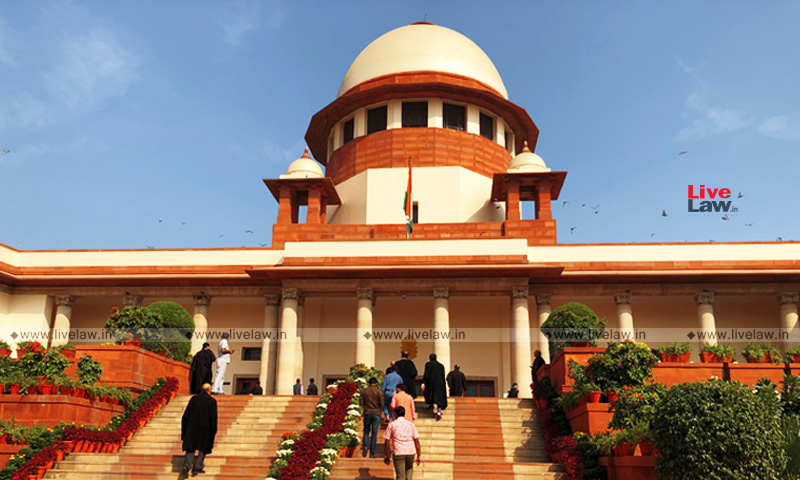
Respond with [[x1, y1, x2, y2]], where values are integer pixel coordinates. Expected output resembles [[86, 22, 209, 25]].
[[508, 141, 550, 173], [337, 23, 508, 99], [281, 148, 324, 179]]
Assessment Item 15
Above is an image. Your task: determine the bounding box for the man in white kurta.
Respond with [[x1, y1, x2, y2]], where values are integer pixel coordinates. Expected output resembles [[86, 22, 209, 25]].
[[212, 333, 233, 394]]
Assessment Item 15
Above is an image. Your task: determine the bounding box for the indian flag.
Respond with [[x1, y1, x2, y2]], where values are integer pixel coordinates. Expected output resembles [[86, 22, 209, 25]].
[[403, 156, 413, 235]]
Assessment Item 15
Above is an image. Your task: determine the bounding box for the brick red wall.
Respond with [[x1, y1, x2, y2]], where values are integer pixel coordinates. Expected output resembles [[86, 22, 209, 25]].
[[326, 128, 512, 185], [0, 395, 124, 428]]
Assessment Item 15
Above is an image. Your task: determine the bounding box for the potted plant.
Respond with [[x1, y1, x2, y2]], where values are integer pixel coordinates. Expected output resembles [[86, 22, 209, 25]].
[[104, 305, 162, 346], [594, 431, 615, 458], [612, 429, 635, 456], [580, 381, 602, 403], [5, 372, 23, 394], [626, 420, 656, 456], [700, 343, 735, 363], [657, 342, 691, 362], [0, 340, 11, 358], [54, 377, 75, 396], [17, 375, 38, 395], [76, 355, 103, 386], [540, 302, 607, 358], [742, 342, 783, 363], [786, 345, 800, 363]]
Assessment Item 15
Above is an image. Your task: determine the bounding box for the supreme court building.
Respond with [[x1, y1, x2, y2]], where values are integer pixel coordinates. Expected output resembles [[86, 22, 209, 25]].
[[1, 23, 798, 398]]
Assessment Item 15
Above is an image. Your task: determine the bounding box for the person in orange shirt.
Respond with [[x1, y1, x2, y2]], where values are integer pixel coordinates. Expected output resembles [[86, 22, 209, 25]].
[[390, 384, 416, 420]]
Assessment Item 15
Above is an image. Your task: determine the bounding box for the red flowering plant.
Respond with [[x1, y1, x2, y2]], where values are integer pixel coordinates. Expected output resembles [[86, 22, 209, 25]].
[[266, 379, 360, 480]]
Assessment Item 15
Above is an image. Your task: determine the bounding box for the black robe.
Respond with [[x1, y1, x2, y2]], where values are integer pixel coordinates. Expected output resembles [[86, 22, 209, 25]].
[[181, 391, 218, 454], [422, 360, 447, 409], [532, 356, 545, 383], [189, 348, 216, 394], [446, 369, 468, 397], [395, 358, 418, 398]]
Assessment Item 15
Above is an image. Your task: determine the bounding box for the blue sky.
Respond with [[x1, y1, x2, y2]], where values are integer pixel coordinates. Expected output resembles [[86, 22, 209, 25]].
[[1, 1, 798, 250]]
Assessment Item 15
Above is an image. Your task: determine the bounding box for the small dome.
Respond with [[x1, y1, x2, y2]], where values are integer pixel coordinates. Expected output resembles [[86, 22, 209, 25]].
[[338, 23, 507, 99], [508, 141, 550, 173], [281, 148, 324, 179]]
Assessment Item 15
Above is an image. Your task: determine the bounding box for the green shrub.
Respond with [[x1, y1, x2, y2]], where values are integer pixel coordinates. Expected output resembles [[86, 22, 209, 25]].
[[742, 342, 783, 363], [582, 341, 658, 392], [76, 356, 103, 386], [608, 382, 668, 429], [0, 341, 10, 349], [656, 342, 691, 354], [145, 301, 194, 363], [701, 342, 736, 359], [784, 415, 800, 479], [541, 302, 606, 358], [651, 380, 787, 480], [105, 305, 163, 345]]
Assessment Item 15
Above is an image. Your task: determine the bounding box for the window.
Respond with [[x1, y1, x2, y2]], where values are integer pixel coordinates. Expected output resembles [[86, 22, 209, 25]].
[[343, 118, 354, 144], [505, 130, 512, 152], [480, 113, 494, 140], [242, 348, 261, 361], [367, 105, 388, 134], [402, 102, 428, 128], [443, 103, 465, 131], [412, 202, 419, 225]]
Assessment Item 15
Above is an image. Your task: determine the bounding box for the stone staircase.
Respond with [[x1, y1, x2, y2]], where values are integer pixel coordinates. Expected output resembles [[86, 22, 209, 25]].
[[329, 397, 564, 480], [44, 394, 319, 480]]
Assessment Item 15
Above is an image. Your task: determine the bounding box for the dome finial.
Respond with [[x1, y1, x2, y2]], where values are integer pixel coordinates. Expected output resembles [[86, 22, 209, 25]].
[[302, 148, 311, 159], [521, 140, 531, 153]]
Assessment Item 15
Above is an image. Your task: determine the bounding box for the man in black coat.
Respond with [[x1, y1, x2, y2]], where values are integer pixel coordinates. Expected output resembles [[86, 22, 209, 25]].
[[446, 364, 468, 397], [189, 343, 216, 395], [531, 350, 546, 384], [181, 383, 218, 478], [395, 351, 418, 399], [421, 353, 447, 420]]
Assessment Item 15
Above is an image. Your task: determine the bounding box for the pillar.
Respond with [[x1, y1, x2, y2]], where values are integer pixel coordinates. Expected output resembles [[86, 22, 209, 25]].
[[260, 294, 280, 395], [191, 295, 212, 355], [535, 181, 553, 220], [433, 286, 451, 372], [276, 288, 299, 395], [511, 286, 533, 398], [307, 186, 321, 225], [295, 295, 305, 383], [695, 291, 716, 346], [320, 195, 329, 224], [277, 185, 292, 224], [123, 293, 143, 307], [356, 287, 375, 367], [506, 181, 521, 221], [780, 292, 800, 347], [51, 296, 76, 348], [535, 294, 552, 363], [614, 292, 634, 341]]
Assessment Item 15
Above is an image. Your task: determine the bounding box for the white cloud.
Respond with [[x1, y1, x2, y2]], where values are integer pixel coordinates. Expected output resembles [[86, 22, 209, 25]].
[[674, 63, 753, 142], [0, 92, 49, 130], [0, 17, 16, 67], [219, 1, 283, 46], [44, 28, 142, 108], [758, 115, 800, 141]]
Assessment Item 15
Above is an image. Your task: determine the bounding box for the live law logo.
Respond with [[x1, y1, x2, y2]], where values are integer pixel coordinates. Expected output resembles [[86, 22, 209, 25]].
[[688, 185, 738, 213]]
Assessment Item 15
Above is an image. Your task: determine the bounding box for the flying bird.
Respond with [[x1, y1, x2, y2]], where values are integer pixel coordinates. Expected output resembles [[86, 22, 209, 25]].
[[145, 245, 154, 249], [181, 222, 186, 226], [737, 192, 743, 198], [591, 205, 600, 210], [582, 203, 586, 209], [651, 233, 656, 238], [562, 201, 569, 208], [158, 219, 163, 223], [661, 210, 668, 217], [721, 215, 729, 221], [778, 237, 783, 241], [218, 235, 224, 238], [678, 151, 688, 156], [570, 227, 577, 234], [2, 149, 9, 155], [245, 230, 254, 234], [594, 211, 599, 215], [258, 243, 268, 247], [744, 223, 753, 227]]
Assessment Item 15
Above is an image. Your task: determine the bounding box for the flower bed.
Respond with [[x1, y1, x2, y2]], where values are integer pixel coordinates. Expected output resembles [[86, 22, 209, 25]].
[[0, 376, 179, 480], [267, 364, 382, 480]]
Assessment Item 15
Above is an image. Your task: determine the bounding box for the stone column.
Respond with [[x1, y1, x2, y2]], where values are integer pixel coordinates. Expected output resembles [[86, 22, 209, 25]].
[[307, 186, 321, 225], [695, 291, 716, 346], [615, 292, 634, 341], [123, 293, 143, 307], [277, 185, 293, 224], [511, 286, 533, 398], [52, 296, 76, 347], [276, 288, 299, 395], [356, 287, 375, 367], [780, 292, 800, 347], [433, 286, 451, 372], [535, 182, 553, 220], [506, 181, 521, 221], [295, 295, 306, 383], [192, 295, 212, 355], [535, 294, 552, 363], [260, 294, 281, 395]]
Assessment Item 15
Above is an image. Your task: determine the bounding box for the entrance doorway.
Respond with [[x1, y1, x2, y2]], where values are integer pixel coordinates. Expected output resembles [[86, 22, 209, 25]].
[[234, 377, 259, 395], [466, 380, 495, 397]]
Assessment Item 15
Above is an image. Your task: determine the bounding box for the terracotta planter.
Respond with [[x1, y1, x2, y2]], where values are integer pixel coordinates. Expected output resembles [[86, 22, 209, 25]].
[[109, 397, 119, 406], [745, 354, 769, 363], [607, 391, 619, 405], [55, 449, 65, 462], [637, 442, 655, 456], [37, 384, 54, 395], [345, 446, 357, 457], [37, 467, 48, 479], [0, 348, 11, 358], [0, 433, 7, 444], [613, 441, 635, 457], [73, 440, 85, 452], [589, 391, 602, 403], [791, 353, 800, 363], [15, 349, 25, 359], [9, 384, 20, 395], [699, 352, 715, 363]]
